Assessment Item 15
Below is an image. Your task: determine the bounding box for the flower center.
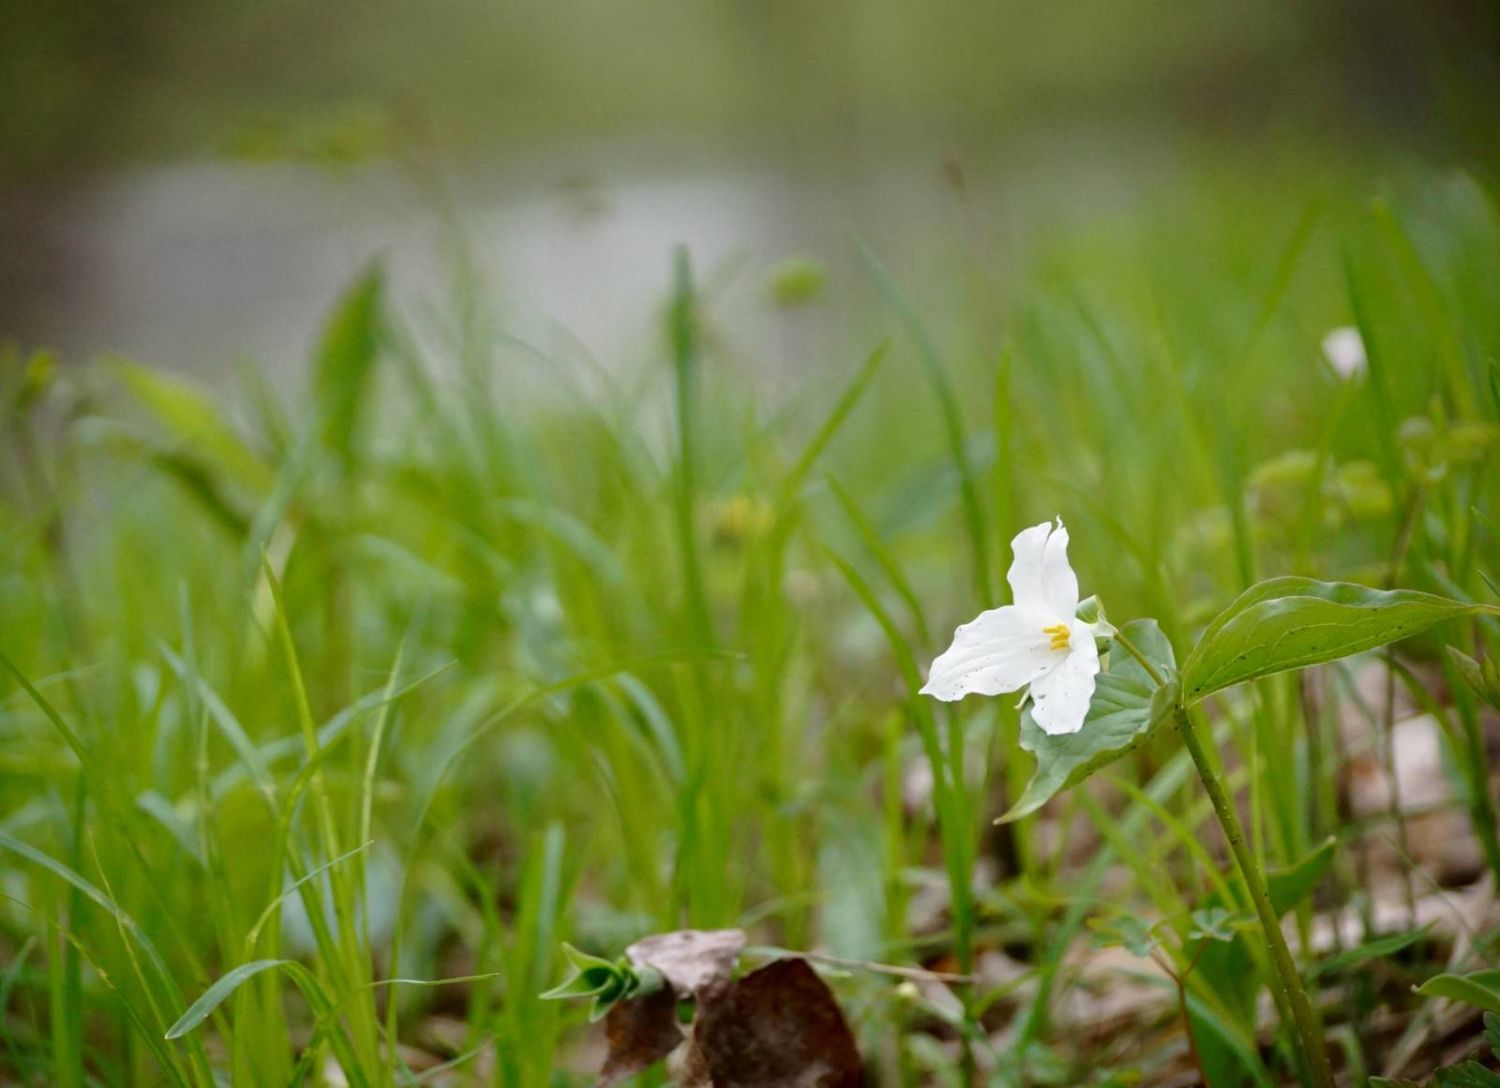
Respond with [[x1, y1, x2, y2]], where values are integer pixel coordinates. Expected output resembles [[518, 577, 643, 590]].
[[1042, 623, 1071, 651]]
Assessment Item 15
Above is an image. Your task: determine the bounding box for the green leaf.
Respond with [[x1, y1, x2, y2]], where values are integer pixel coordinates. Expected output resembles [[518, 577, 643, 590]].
[[1311, 925, 1431, 980], [1188, 907, 1246, 944], [1416, 969, 1500, 1015], [1435, 1063, 1500, 1088], [540, 943, 620, 999], [1181, 578, 1485, 704], [998, 619, 1176, 823], [1189, 837, 1340, 1031], [1090, 914, 1162, 958], [14, 348, 56, 411], [111, 358, 273, 493], [0, 834, 168, 983], [1266, 835, 1336, 916], [1186, 990, 1277, 1088], [540, 944, 653, 1022], [1449, 647, 1500, 713], [313, 265, 384, 469], [165, 959, 289, 1039]]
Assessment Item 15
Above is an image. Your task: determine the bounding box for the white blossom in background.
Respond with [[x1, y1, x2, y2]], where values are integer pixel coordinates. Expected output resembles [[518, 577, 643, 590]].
[[921, 519, 1099, 735], [1321, 326, 1367, 380]]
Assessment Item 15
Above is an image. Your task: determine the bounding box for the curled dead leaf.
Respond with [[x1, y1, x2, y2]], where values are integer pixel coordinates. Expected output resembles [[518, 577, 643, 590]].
[[626, 928, 746, 997]]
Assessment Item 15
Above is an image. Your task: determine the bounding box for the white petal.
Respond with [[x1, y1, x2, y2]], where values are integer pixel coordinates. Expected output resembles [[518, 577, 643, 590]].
[[1007, 519, 1080, 619], [1028, 627, 1100, 735], [1321, 326, 1367, 380], [921, 605, 1059, 701], [1006, 521, 1056, 612], [1039, 521, 1080, 618]]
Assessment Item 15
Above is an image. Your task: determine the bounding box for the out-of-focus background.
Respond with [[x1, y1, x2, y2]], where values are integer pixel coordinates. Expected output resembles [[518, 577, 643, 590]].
[[3, 0, 1498, 382]]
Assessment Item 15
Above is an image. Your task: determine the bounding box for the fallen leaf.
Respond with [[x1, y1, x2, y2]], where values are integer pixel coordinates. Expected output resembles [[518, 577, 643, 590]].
[[600, 988, 685, 1087], [684, 958, 862, 1087], [626, 929, 746, 997]]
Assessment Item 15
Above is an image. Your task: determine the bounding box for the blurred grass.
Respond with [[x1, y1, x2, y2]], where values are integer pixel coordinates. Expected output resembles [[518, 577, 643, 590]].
[[0, 157, 1498, 1085]]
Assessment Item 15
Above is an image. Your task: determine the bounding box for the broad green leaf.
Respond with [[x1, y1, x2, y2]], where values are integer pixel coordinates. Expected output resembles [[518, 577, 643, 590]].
[[999, 619, 1175, 823], [313, 265, 383, 469], [165, 959, 289, 1039], [1266, 835, 1336, 915], [1415, 969, 1500, 1015], [1181, 578, 1485, 704]]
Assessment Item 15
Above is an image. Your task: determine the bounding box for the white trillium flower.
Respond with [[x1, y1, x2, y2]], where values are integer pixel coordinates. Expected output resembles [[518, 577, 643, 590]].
[[920, 518, 1100, 736], [1321, 326, 1367, 380]]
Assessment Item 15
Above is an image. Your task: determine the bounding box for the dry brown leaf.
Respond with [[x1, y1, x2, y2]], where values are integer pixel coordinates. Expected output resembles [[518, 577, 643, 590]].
[[626, 928, 746, 996], [682, 958, 862, 1087], [599, 988, 685, 1087]]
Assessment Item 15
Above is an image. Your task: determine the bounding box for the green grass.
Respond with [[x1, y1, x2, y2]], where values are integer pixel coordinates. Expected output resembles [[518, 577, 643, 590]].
[[1, 159, 1499, 1086]]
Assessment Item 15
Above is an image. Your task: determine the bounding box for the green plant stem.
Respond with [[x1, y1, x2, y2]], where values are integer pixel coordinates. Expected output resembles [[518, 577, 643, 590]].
[[669, 247, 714, 648], [1110, 628, 1334, 1087], [1174, 706, 1335, 1088], [1382, 483, 1427, 928], [1108, 628, 1164, 686], [1155, 949, 1208, 1088], [946, 710, 979, 1088]]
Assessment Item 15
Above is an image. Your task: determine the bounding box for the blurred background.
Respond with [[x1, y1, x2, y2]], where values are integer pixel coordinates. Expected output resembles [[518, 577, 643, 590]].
[[3, 0, 1499, 384]]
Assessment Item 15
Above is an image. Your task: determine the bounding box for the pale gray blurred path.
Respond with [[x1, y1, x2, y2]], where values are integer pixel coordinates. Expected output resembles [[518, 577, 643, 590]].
[[5, 131, 1163, 388]]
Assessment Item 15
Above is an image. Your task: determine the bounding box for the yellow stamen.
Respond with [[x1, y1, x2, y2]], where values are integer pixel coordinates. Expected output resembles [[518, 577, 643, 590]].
[[1042, 623, 1071, 651]]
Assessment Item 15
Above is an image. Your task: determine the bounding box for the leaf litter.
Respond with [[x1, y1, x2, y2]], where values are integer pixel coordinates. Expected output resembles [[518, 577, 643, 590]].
[[590, 927, 863, 1086]]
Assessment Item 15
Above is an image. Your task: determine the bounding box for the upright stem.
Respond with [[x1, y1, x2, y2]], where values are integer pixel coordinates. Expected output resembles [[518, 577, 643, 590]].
[[1175, 706, 1335, 1088], [1110, 629, 1333, 1086], [669, 247, 714, 648], [945, 711, 978, 1088]]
